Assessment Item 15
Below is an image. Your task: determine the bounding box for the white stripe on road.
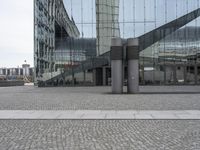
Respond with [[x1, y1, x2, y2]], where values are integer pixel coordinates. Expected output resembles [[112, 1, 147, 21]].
[[0, 110, 200, 120]]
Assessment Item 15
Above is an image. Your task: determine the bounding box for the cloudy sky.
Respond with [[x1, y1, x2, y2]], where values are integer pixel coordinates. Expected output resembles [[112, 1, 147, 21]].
[[0, 0, 33, 68]]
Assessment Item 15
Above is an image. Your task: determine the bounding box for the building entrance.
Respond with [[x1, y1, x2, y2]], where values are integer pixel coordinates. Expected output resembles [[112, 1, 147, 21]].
[[165, 64, 199, 85]]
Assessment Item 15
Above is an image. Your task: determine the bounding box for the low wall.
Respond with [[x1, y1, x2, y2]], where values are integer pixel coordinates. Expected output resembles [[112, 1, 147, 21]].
[[0, 81, 24, 87]]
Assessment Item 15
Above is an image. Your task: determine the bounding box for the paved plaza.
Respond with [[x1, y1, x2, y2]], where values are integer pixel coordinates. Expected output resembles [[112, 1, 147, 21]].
[[0, 120, 200, 150], [0, 86, 200, 110], [0, 85, 200, 149]]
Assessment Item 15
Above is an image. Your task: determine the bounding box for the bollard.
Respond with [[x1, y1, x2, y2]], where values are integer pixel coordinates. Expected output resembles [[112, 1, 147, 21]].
[[127, 38, 139, 94], [111, 38, 123, 94]]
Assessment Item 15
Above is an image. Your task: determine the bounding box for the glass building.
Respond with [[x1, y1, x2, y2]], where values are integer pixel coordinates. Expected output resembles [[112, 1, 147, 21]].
[[34, 0, 200, 86]]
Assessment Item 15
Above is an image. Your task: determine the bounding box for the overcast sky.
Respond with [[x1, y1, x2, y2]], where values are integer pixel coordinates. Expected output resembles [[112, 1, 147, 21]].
[[0, 0, 33, 68]]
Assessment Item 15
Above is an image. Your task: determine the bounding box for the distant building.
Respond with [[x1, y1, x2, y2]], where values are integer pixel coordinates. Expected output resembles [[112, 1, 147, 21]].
[[0, 64, 34, 82]]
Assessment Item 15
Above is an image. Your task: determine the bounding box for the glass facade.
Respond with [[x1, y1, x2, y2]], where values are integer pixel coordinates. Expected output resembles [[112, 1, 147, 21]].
[[34, 0, 200, 86]]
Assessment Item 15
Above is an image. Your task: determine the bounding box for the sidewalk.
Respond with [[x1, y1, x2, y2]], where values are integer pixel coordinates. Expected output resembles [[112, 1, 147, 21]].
[[1, 110, 200, 120]]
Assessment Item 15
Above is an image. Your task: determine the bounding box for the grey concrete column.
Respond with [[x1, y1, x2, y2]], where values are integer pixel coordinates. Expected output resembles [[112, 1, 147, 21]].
[[127, 38, 139, 94], [102, 67, 106, 86], [111, 38, 123, 94]]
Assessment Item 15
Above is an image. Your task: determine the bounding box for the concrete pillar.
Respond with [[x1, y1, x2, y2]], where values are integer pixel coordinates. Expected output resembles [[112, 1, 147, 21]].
[[111, 38, 123, 94], [127, 38, 139, 94], [103, 67, 106, 86]]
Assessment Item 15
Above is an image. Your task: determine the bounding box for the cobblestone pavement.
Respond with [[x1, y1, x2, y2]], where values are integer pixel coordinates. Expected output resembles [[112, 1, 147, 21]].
[[0, 120, 199, 150], [0, 86, 200, 110]]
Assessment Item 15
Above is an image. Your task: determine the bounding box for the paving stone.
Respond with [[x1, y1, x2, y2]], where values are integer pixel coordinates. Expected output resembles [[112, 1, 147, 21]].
[[0, 86, 200, 110], [0, 120, 200, 150], [0, 86, 200, 149]]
